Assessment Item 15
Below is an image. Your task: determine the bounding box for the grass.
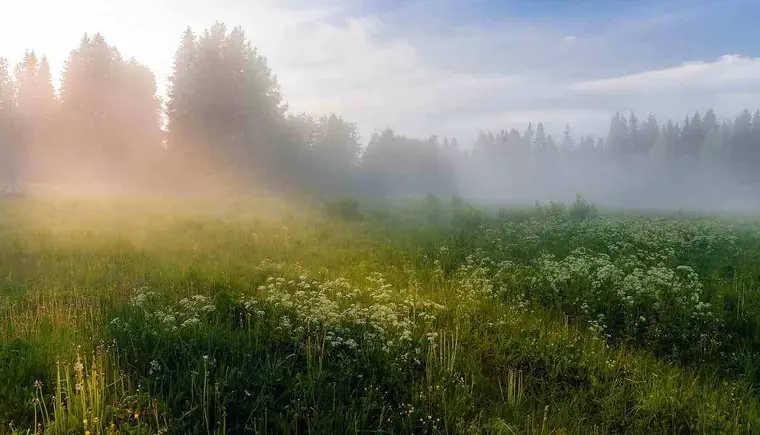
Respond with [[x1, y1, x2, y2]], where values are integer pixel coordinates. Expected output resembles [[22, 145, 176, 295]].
[[1, 195, 760, 433]]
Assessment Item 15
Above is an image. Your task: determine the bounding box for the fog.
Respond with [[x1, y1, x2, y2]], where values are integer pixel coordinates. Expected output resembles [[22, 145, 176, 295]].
[[456, 112, 760, 212], [0, 24, 759, 213]]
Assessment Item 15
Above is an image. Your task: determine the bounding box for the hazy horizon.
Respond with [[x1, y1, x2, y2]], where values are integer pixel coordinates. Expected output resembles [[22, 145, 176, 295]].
[[0, 1, 759, 212]]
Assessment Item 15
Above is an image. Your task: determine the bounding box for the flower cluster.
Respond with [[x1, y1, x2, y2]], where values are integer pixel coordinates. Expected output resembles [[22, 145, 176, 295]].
[[241, 272, 447, 356], [151, 295, 215, 331], [119, 288, 215, 332], [514, 248, 720, 357]]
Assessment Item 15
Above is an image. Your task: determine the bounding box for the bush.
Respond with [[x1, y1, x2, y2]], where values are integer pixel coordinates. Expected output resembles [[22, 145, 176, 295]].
[[451, 194, 464, 210], [569, 193, 598, 221], [424, 193, 443, 224], [324, 198, 363, 221], [535, 200, 567, 222], [523, 249, 720, 360]]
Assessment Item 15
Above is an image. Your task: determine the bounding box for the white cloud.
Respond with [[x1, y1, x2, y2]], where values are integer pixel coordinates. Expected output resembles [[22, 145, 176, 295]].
[[262, 11, 526, 141], [571, 55, 760, 95], [561, 55, 760, 130]]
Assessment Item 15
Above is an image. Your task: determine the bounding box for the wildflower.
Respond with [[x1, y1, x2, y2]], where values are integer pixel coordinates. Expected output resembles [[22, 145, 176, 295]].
[[180, 317, 200, 328]]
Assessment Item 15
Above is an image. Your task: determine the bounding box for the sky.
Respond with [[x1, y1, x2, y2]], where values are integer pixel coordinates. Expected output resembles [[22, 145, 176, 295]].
[[2, 0, 760, 144]]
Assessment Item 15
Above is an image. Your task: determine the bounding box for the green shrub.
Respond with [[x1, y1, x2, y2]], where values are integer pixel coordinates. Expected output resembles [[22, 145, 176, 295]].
[[569, 193, 598, 221], [424, 193, 443, 224], [324, 198, 363, 221]]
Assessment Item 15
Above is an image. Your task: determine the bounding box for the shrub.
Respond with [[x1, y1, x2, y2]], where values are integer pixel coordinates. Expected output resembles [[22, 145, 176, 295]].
[[424, 193, 443, 224], [538, 201, 568, 221], [451, 194, 464, 210], [324, 198, 363, 221], [569, 193, 598, 221]]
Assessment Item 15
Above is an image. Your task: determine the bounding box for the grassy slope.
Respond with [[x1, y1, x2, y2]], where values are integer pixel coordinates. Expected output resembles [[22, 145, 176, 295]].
[[0, 197, 758, 434]]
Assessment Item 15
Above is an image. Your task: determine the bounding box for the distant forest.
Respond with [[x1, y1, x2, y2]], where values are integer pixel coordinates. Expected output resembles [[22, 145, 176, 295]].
[[0, 22, 759, 208]]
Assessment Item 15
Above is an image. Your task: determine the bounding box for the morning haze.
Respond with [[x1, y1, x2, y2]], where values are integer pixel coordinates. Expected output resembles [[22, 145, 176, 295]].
[[3, 1, 760, 434], [1, 20, 760, 208]]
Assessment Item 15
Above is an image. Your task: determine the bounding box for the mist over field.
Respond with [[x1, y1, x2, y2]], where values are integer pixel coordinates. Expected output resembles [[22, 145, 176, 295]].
[[4, 2, 760, 434], [0, 21, 759, 211]]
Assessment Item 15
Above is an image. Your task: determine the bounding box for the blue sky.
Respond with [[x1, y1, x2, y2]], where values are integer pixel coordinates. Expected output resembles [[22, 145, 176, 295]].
[[321, 0, 760, 140], [1, 0, 759, 144], [359, 0, 760, 75]]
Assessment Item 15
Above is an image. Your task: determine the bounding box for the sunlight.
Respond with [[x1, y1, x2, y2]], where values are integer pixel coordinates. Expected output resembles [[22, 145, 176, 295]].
[[1, 1, 760, 432]]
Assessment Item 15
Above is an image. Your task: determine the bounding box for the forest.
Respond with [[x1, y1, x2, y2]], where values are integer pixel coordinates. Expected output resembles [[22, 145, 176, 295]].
[[0, 22, 758, 208]]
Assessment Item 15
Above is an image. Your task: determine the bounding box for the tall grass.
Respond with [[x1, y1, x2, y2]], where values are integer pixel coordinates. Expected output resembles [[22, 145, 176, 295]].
[[0, 196, 759, 433]]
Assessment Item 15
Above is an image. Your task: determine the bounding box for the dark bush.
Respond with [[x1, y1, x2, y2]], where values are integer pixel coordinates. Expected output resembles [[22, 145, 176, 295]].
[[324, 198, 363, 221]]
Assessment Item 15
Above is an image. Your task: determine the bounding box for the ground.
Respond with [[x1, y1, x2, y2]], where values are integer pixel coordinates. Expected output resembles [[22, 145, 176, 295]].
[[1, 196, 759, 434]]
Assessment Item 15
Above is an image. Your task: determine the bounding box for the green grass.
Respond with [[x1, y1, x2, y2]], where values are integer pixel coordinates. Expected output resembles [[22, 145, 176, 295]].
[[1, 196, 760, 434]]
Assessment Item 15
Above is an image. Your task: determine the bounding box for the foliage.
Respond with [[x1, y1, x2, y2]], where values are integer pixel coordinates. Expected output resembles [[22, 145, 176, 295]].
[[569, 193, 598, 221], [1, 198, 760, 434], [324, 197, 363, 221], [165, 23, 290, 190], [58, 34, 162, 187], [424, 193, 443, 224], [3, 22, 760, 203]]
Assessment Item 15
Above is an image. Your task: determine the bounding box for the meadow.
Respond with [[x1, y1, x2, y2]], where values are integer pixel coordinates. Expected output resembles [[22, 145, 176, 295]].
[[2, 195, 760, 434]]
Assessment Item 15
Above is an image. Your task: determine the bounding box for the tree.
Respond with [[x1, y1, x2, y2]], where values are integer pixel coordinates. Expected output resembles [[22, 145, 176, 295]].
[[701, 109, 721, 161], [0, 59, 18, 184], [360, 129, 456, 197], [607, 113, 629, 157], [13, 51, 37, 180], [27, 55, 58, 182], [14, 51, 38, 123], [534, 122, 547, 151], [627, 112, 639, 154], [641, 114, 659, 155], [685, 111, 706, 158], [166, 27, 198, 155], [11, 51, 59, 182], [117, 58, 163, 186], [37, 57, 57, 116], [562, 124, 574, 148], [523, 123, 534, 150], [310, 114, 360, 195], [166, 23, 290, 191], [649, 125, 668, 166], [59, 33, 162, 187]]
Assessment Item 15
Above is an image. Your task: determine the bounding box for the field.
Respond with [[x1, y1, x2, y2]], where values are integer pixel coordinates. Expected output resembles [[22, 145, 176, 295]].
[[2, 196, 760, 434]]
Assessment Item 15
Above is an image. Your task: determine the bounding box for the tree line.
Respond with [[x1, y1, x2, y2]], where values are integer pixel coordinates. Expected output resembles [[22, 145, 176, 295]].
[[465, 110, 760, 208], [0, 22, 759, 206]]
